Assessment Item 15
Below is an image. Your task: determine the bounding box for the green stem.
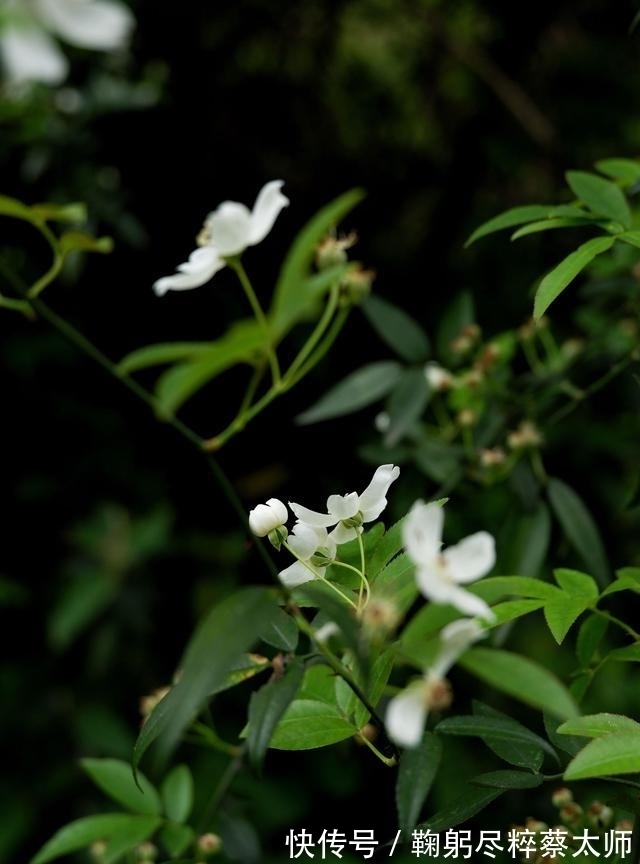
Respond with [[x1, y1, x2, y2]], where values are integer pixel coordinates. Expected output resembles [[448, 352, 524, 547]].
[[227, 257, 280, 385], [286, 307, 350, 386], [357, 532, 369, 609], [549, 352, 638, 426], [196, 744, 247, 833], [25, 220, 64, 299], [293, 610, 398, 766], [593, 607, 640, 641], [283, 281, 340, 383], [281, 540, 358, 609]]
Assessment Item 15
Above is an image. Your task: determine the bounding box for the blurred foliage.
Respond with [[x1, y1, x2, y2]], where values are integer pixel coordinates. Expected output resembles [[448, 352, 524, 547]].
[[3, 0, 640, 862]]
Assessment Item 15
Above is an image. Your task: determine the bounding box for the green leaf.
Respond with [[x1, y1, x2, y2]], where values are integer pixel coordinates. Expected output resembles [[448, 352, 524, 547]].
[[30, 202, 87, 223], [419, 787, 504, 833], [30, 814, 161, 864], [0, 194, 37, 221], [80, 759, 161, 816], [208, 653, 271, 697], [608, 644, 640, 662], [543, 712, 583, 757], [247, 658, 305, 769], [459, 648, 579, 721], [533, 235, 616, 320], [601, 567, 640, 597], [360, 294, 430, 362], [558, 713, 640, 739], [487, 598, 545, 628], [158, 823, 194, 858], [382, 367, 430, 446], [566, 170, 632, 226], [396, 732, 442, 836], [354, 648, 395, 728], [554, 568, 599, 601], [414, 437, 463, 485], [435, 289, 474, 363], [542, 568, 599, 645], [472, 703, 545, 771], [497, 503, 551, 578], [258, 605, 298, 651], [269, 699, 358, 750], [614, 230, 640, 250], [154, 320, 265, 417], [547, 478, 610, 587], [471, 770, 543, 789], [133, 587, 276, 772], [595, 158, 640, 187], [270, 188, 365, 335], [511, 217, 597, 240], [564, 731, 640, 780], [465, 205, 585, 247], [472, 575, 560, 602], [295, 361, 402, 424], [160, 765, 193, 824], [576, 614, 608, 668], [435, 715, 556, 761], [118, 342, 218, 375], [368, 517, 405, 577], [48, 572, 116, 652]]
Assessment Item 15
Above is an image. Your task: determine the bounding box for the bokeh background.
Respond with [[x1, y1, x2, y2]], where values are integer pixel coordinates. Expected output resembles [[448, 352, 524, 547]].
[[2, 1, 640, 861]]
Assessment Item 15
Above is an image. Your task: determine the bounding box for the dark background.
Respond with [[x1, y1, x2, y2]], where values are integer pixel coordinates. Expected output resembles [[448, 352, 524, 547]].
[[2, 1, 640, 861]]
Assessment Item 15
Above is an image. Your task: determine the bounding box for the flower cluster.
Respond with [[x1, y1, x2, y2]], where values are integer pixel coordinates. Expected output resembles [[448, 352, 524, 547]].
[[0, 0, 135, 87], [249, 465, 497, 750], [153, 180, 289, 296]]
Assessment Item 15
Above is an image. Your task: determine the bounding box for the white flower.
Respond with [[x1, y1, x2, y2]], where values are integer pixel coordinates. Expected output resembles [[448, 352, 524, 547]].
[[385, 619, 485, 748], [289, 464, 400, 545], [278, 522, 337, 588], [248, 498, 288, 538], [424, 361, 454, 391], [404, 500, 495, 620], [1, 0, 135, 87], [153, 180, 289, 296]]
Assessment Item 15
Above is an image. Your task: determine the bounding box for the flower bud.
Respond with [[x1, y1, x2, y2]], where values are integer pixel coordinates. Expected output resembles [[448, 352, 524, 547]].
[[424, 362, 454, 391], [135, 842, 158, 861], [197, 833, 222, 856], [551, 787, 573, 808], [587, 801, 613, 828], [338, 265, 375, 306], [507, 420, 542, 451], [248, 498, 288, 537], [315, 232, 357, 270]]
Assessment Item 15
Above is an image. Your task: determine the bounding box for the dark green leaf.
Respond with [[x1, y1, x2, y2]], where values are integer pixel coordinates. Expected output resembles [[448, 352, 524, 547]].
[[496, 503, 550, 578], [396, 732, 442, 836], [511, 217, 597, 240], [543, 712, 584, 757], [295, 361, 402, 424], [160, 765, 193, 824], [418, 787, 504, 833], [270, 188, 365, 335], [533, 236, 616, 320], [547, 478, 610, 587], [471, 770, 543, 789], [383, 367, 430, 446], [558, 713, 640, 739], [608, 644, 640, 662], [158, 823, 194, 858], [258, 605, 298, 651], [601, 567, 640, 597], [566, 171, 631, 226], [465, 205, 584, 247], [133, 587, 276, 772], [472, 703, 545, 771], [361, 294, 430, 362], [80, 759, 160, 816], [30, 814, 161, 864], [247, 658, 305, 769], [576, 614, 608, 668], [459, 648, 579, 720], [615, 230, 640, 250], [436, 714, 556, 760]]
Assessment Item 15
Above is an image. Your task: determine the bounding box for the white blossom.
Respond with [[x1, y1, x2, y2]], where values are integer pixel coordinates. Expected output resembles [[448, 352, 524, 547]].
[[385, 619, 485, 748], [153, 180, 289, 296], [289, 464, 400, 545], [278, 522, 336, 588], [248, 498, 288, 538], [404, 500, 495, 620], [1, 0, 135, 87], [424, 361, 454, 391]]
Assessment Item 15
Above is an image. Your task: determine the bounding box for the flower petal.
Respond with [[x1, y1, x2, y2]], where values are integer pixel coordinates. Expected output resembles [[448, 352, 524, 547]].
[[403, 500, 444, 566], [278, 560, 318, 588], [204, 201, 252, 257], [287, 521, 324, 560], [435, 583, 495, 621], [330, 523, 360, 545], [443, 531, 495, 584], [1, 26, 68, 85], [35, 0, 134, 50], [430, 619, 485, 679], [327, 491, 359, 521], [385, 681, 428, 748], [358, 463, 400, 522], [289, 502, 337, 529], [248, 180, 289, 246], [153, 246, 224, 295]]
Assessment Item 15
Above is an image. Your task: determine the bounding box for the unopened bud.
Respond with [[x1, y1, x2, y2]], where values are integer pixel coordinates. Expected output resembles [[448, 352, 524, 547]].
[[559, 802, 583, 826], [135, 842, 158, 861], [424, 362, 454, 391], [316, 232, 357, 270], [339, 265, 375, 306], [248, 498, 288, 538], [197, 833, 222, 857], [356, 723, 378, 744], [450, 323, 481, 356], [140, 686, 171, 722], [551, 787, 573, 808], [90, 841, 107, 862], [359, 596, 401, 637], [479, 447, 506, 467], [587, 801, 613, 828], [457, 408, 477, 428], [507, 420, 542, 451]]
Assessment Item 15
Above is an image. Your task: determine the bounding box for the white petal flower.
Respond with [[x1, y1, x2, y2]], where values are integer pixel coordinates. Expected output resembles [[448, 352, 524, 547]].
[[1, 0, 134, 87], [153, 180, 289, 296], [385, 618, 485, 748], [35, 0, 134, 51], [278, 522, 336, 588], [289, 464, 400, 545], [424, 362, 454, 391], [248, 498, 288, 538], [403, 501, 496, 620]]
